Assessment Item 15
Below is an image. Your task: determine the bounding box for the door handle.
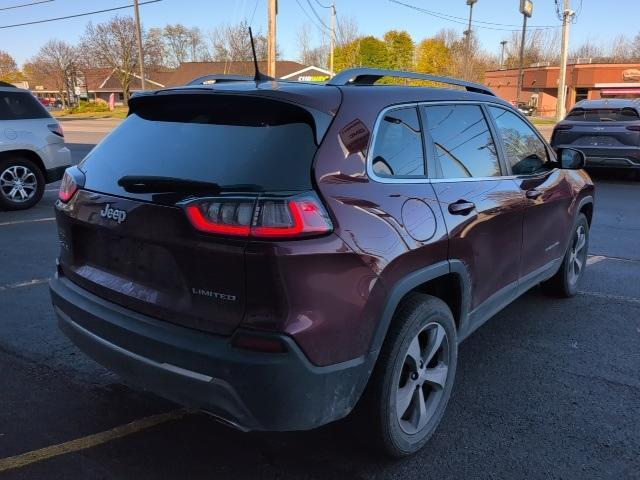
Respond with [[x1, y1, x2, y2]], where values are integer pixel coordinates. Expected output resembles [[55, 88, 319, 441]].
[[448, 200, 476, 215], [525, 189, 543, 200]]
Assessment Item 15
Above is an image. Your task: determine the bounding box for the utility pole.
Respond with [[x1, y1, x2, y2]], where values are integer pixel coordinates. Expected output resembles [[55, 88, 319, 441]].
[[268, 0, 277, 78], [517, 1, 533, 105], [556, 0, 573, 121], [464, 0, 477, 80], [500, 40, 507, 70], [133, 0, 146, 90], [329, 2, 336, 76]]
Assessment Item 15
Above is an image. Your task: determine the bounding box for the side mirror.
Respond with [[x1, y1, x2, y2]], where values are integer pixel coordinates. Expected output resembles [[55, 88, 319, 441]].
[[558, 148, 585, 170]]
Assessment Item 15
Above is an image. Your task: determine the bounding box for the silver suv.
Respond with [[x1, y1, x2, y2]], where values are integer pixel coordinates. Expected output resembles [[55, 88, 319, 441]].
[[0, 82, 71, 210]]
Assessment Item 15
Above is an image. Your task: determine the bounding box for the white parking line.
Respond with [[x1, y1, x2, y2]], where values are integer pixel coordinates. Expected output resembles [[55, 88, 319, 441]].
[[0, 217, 55, 227], [0, 278, 51, 291], [578, 290, 640, 305]]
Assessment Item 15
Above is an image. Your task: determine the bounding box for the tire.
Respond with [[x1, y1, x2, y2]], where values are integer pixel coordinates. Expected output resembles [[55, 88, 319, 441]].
[[0, 157, 45, 210], [543, 213, 589, 297], [358, 293, 458, 457]]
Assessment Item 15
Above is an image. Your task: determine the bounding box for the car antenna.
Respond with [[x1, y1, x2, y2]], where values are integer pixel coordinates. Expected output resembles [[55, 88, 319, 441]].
[[249, 27, 272, 82]]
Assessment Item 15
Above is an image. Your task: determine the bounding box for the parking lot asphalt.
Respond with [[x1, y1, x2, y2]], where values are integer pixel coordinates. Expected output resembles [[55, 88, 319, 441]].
[[0, 120, 638, 479]]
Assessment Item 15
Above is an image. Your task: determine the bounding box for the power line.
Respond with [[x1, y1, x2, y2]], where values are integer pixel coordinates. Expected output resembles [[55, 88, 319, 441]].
[[0, 0, 162, 30], [0, 0, 53, 12], [389, 0, 561, 32], [249, 0, 260, 26], [305, 0, 331, 32], [313, 0, 332, 9], [295, 0, 329, 35]]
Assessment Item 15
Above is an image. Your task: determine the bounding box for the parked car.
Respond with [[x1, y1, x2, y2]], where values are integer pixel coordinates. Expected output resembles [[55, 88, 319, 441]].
[[551, 99, 640, 176], [49, 68, 594, 457], [516, 102, 536, 116], [0, 83, 71, 210]]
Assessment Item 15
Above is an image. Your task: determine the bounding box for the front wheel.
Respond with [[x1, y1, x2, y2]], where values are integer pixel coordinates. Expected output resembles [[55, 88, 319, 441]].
[[359, 293, 457, 457], [544, 213, 589, 297]]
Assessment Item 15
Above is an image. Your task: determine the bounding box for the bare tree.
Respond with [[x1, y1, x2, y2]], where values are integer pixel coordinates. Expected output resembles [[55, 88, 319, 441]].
[[25, 40, 77, 107], [162, 24, 207, 66], [335, 15, 358, 47], [80, 16, 144, 101], [434, 28, 459, 49], [297, 24, 328, 67], [145, 27, 167, 69], [502, 29, 560, 68], [571, 40, 604, 61], [209, 20, 273, 63], [0, 50, 19, 82]]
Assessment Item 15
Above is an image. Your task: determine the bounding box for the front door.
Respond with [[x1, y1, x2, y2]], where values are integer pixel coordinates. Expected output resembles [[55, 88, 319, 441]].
[[487, 106, 575, 278]]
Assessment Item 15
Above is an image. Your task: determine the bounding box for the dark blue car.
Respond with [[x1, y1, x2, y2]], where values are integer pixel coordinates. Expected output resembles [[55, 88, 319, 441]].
[[551, 99, 640, 177]]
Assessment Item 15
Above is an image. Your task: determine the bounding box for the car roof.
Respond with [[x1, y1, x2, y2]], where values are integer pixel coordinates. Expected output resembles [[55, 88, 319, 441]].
[[573, 98, 640, 110], [137, 78, 512, 117]]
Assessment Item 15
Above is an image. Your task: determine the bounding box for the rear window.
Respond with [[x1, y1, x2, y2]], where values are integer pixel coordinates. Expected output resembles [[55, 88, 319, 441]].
[[566, 107, 640, 122], [80, 94, 329, 195], [0, 91, 50, 120]]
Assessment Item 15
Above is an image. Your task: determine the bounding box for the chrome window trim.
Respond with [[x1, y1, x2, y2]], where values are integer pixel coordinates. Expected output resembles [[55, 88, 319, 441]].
[[366, 100, 524, 184]]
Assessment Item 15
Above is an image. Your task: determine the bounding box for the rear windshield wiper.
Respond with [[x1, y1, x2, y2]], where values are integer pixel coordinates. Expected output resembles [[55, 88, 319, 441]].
[[118, 176, 222, 193]]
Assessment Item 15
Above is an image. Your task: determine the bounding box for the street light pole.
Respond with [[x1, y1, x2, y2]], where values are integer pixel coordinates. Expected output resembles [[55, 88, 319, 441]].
[[464, 0, 477, 80], [500, 40, 507, 70], [133, 0, 146, 90], [516, 0, 533, 105]]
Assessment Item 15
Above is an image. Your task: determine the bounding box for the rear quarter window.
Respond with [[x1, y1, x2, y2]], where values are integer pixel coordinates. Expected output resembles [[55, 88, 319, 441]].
[[0, 91, 51, 120]]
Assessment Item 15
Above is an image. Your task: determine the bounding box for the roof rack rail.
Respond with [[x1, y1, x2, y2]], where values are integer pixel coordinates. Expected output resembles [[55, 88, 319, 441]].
[[327, 68, 495, 96], [0, 80, 17, 88], [186, 74, 256, 86]]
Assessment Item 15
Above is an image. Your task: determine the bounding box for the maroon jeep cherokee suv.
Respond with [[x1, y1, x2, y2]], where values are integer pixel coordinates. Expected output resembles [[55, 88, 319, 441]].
[[50, 68, 594, 457]]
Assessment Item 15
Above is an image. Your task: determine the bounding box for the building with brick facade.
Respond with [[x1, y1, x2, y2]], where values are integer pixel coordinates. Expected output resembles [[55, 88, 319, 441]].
[[485, 63, 640, 117]]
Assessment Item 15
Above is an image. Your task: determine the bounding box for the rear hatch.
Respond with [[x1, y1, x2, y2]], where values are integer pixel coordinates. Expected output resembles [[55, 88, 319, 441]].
[[56, 89, 337, 335], [553, 106, 640, 149]]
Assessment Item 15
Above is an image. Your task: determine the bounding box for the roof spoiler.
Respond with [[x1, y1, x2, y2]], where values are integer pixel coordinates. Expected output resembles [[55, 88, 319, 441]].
[[327, 68, 495, 96]]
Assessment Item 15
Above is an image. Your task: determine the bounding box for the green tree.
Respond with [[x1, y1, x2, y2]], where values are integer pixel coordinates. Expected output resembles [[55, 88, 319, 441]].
[[334, 36, 390, 71], [0, 50, 19, 82], [384, 30, 414, 71], [415, 38, 452, 75]]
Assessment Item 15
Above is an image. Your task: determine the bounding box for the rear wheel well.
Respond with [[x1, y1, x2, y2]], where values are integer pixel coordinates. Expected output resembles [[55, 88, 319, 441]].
[[0, 149, 46, 175], [579, 202, 593, 226], [409, 273, 463, 331]]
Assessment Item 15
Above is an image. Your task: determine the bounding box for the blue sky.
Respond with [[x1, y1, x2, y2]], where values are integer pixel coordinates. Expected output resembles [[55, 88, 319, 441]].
[[1, 0, 639, 66]]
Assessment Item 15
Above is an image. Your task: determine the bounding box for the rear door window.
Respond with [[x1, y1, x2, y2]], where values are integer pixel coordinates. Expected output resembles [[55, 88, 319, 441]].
[[489, 106, 549, 176], [80, 94, 327, 196], [370, 106, 425, 178], [423, 104, 501, 178], [0, 91, 50, 120]]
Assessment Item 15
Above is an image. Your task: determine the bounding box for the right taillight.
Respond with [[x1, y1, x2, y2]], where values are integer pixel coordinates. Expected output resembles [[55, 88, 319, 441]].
[[625, 125, 640, 131], [184, 193, 333, 239], [58, 170, 78, 203]]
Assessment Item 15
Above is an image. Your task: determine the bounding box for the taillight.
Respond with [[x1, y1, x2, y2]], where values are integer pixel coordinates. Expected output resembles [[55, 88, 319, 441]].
[[625, 125, 640, 131], [554, 124, 573, 131], [184, 193, 333, 239], [58, 171, 78, 202], [48, 123, 64, 137]]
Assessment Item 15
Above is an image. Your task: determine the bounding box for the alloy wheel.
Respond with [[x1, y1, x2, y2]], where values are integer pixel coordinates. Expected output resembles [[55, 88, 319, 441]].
[[568, 225, 587, 285], [0, 165, 38, 203], [396, 322, 451, 435]]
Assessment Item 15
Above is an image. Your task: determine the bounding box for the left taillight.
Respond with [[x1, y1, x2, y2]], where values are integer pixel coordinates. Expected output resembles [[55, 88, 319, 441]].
[[184, 193, 333, 239], [48, 123, 64, 138], [58, 171, 78, 203]]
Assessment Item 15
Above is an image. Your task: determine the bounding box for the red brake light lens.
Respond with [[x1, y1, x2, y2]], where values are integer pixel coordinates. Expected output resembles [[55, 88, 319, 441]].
[[184, 194, 333, 239], [58, 171, 78, 202]]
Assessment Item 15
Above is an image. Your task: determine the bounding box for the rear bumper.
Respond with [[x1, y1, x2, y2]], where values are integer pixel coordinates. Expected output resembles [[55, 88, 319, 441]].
[[50, 275, 370, 431]]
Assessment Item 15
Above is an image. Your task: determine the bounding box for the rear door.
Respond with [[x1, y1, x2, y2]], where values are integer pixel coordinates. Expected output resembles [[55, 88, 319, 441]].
[[487, 105, 574, 278], [422, 103, 525, 312], [57, 93, 329, 335]]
